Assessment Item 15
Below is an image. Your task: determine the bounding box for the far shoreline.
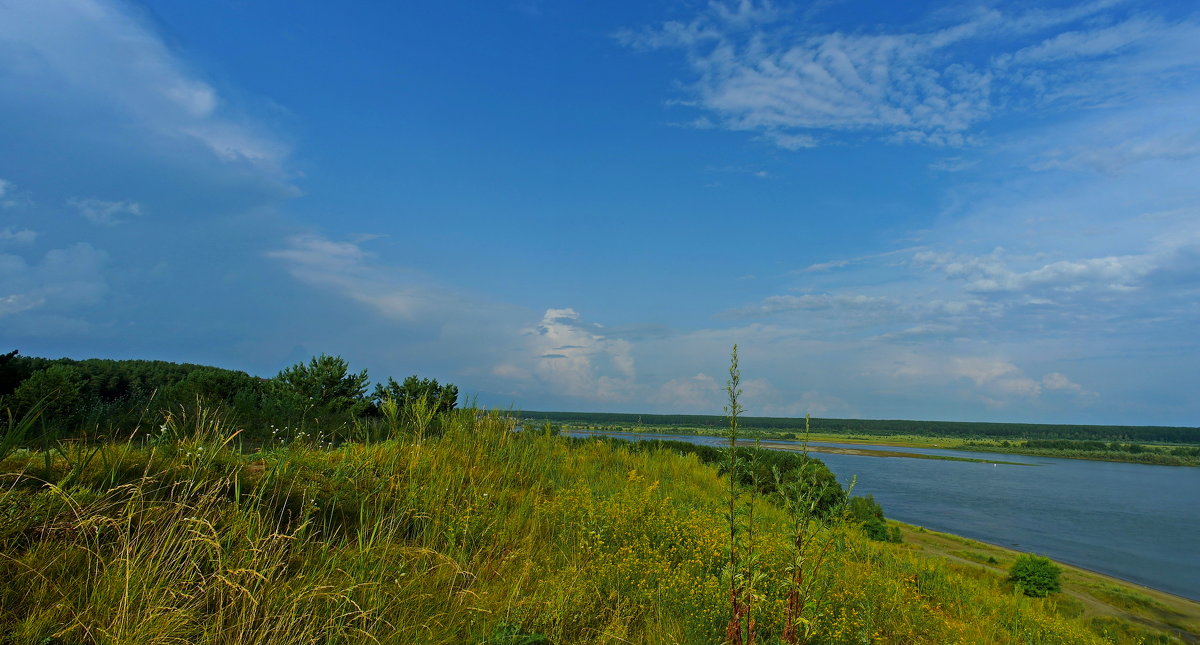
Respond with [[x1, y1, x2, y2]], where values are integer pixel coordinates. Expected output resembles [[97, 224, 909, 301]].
[[562, 426, 1199, 467]]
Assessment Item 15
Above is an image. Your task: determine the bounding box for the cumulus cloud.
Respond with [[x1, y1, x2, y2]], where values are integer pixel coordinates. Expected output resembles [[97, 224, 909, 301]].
[[618, 1, 1200, 148], [524, 308, 637, 401]]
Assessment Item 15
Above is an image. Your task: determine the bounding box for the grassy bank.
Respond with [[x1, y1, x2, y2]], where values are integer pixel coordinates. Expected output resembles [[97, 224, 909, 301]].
[[898, 524, 1200, 644], [1, 406, 1192, 643]]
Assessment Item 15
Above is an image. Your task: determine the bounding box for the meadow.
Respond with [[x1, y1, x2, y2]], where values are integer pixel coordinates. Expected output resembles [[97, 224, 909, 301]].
[[2, 403, 1195, 644]]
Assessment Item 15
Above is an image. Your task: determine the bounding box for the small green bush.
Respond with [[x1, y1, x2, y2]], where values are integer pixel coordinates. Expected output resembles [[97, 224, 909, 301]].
[[1010, 554, 1062, 597], [848, 495, 902, 542]]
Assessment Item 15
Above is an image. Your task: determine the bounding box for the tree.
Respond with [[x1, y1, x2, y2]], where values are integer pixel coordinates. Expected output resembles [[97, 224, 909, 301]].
[[274, 354, 369, 413], [4, 364, 87, 422], [1009, 554, 1062, 597], [372, 375, 457, 415], [0, 350, 27, 397], [161, 368, 265, 407]]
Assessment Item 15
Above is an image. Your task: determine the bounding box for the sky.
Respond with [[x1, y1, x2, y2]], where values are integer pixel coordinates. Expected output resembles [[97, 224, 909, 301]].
[[1, 0, 1198, 425]]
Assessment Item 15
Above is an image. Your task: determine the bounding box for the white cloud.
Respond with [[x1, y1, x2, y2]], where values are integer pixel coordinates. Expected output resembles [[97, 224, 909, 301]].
[[891, 353, 1046, 401], [0, 178, 32, 209], [0, 243, 108, 319], [656, 372, 721, 411], [728, 292, 894, 317], [69, 198, 143, 226], [524, 308, 637, 401], [267, 234, 441, 321], [929, 156, 978, 173], [1007, 17, 1161, 65], [0, 0, 287, 168], [0, 228, 37, 244], [914, 248, 1153, 295], [619, 2, 1200, 149], [0, 293, 45, 317], [1042, 372, 1094, 398]]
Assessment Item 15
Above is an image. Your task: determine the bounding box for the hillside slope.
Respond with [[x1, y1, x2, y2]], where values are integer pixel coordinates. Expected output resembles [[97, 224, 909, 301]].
[[0, 406, 1180, 643]]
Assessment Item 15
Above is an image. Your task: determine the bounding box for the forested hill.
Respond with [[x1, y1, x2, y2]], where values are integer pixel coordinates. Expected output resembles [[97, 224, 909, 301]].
[[521, 410, 1200, 444], [0, 352, 230, 401]]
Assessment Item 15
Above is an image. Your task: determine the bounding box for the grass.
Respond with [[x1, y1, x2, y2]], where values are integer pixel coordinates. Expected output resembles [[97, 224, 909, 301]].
[[899, 524, 1200, 644], [0, 405, 1193, 643]]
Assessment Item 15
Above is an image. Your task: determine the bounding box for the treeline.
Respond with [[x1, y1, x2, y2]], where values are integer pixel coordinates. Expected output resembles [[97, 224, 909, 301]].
[[1021, 439, 1200, 456], [0, 350, 457, 443], [957, 439, 1200, 466], [522, 410, 1200, 445]]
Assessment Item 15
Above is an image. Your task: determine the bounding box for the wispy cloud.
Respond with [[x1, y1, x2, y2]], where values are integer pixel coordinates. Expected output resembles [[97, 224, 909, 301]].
[[0, 243, 108, 326], [267, 234, 454, 322], [0, 0, 288, 169], [0, 228, 38, 245], [913, 248, 1153, 295], [69, 198, 143, 226], [725, 292, 895, 318], [0, 178, 32, 209], [618, 1, 1200, 149]]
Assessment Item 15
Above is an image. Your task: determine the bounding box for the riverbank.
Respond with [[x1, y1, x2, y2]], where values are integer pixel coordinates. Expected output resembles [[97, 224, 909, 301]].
[[899, 523, 1200, 643], [568, 429, 1035, 465], [756, 439, 1035, 465], [560, 425, 1200, 466], [569, 427, 1200, 606]]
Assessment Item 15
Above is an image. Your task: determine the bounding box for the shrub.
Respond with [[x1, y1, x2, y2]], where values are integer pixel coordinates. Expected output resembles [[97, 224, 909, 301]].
[[848, 495, 902, 543], [1010, 554, 1062, 597]]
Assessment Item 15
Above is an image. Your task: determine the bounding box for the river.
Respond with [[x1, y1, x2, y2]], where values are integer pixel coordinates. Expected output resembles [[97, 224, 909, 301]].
[[567, 431, 1200, 601]]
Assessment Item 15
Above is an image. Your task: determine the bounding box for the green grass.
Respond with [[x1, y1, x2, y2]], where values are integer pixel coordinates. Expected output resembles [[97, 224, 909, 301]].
[[0, 404, 1172, 644]]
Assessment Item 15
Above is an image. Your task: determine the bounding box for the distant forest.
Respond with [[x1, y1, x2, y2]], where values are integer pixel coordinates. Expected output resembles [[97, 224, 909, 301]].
[[4, 349, 1197, 446], [521, 410, 1200, 445], [0, 350, 457, 442]]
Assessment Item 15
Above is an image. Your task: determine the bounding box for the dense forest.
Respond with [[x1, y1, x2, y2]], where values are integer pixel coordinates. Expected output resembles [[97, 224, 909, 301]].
[[0, 350, 457, 443], [522, 410, 1200, 444]]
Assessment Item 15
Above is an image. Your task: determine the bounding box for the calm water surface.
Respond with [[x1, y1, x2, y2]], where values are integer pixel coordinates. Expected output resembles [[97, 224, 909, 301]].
[[569, 431, 1200, 601]]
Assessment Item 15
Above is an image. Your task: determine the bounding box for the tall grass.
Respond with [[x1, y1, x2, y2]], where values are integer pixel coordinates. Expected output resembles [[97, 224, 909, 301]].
[[0, 402, 1148, 644]]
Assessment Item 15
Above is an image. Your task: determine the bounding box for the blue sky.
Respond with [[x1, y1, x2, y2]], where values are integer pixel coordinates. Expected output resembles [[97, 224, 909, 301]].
[[2, 0, 1198, 425]]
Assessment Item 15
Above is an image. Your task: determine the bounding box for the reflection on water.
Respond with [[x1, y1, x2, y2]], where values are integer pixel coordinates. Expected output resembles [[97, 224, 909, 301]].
[[568, 431, 1200, 601]]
